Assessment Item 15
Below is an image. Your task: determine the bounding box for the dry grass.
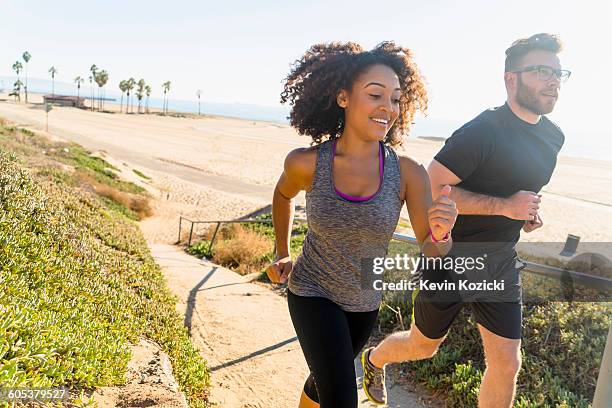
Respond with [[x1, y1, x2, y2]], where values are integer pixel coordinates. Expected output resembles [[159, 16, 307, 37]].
[[74, 170, 154, 220], [211, 224, 273, 275]]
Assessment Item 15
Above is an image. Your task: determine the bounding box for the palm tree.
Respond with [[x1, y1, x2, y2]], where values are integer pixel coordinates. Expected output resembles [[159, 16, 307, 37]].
[[126, 78, 136, 114], [136, 79, 146, 113], [90, 65, 98, 110], [12, 61, 23, 101], [94, 70, 108, 111], [88, 75, 94, 110], [48, 66, 58, 96], [74, 76, 84, 104], [22, 51, 31, 103], [100, 70, 109, 110], [162, 81, 171, 115], [12, 80, 23, 102], [196, 89, 202, 115], [119, 80, 128, 113], [145, 85, 152, 113]]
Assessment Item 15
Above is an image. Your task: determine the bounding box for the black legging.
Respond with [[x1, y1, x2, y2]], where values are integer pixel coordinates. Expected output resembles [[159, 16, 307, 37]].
[[287, 289, 379, 407]]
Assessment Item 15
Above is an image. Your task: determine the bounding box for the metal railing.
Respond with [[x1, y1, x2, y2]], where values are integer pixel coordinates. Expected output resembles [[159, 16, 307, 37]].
[[391, 232, 612, 291], [177, 215, 306, 253]]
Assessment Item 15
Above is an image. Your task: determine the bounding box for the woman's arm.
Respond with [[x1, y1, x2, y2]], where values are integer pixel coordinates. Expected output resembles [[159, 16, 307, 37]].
[[400, 156, 457, 257], [268, 148, 316, 283]]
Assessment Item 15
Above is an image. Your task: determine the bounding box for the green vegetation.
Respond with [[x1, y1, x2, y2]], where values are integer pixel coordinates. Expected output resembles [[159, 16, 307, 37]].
[[55, 145, 146, 195], [133, 169, 151, 180], [0, 123, 210, 407], [188, 211, 610, 407], [0, 125, 151, 223]]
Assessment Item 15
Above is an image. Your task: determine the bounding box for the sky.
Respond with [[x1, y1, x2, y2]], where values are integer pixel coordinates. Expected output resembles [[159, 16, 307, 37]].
[[1, 0, 610, 140]]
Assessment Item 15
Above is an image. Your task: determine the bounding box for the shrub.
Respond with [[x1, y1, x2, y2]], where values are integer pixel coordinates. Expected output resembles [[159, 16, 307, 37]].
[[212, 224, 273, 275]]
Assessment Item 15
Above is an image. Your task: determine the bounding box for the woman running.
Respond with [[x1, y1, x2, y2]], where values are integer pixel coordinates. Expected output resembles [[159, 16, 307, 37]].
[[267, 41, 457, 408]]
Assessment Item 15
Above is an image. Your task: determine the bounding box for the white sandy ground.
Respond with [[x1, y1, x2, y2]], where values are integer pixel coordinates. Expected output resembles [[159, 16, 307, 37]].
[[1, 93, 610, 245], [1, 95, 611, 406]]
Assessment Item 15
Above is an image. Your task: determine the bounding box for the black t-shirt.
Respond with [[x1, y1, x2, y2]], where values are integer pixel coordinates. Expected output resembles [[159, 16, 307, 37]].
[[434, 103, 565, 244]]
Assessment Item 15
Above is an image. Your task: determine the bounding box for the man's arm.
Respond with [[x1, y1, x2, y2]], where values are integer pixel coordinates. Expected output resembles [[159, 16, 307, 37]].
[[427, 159, 540, 221]]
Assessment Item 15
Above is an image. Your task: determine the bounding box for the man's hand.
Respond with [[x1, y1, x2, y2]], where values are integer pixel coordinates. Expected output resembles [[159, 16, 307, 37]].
[[503, 190, 541, 220], [523, 213, 543, 233], [266, 256, 292, 284], [428, 185, 457, 241]]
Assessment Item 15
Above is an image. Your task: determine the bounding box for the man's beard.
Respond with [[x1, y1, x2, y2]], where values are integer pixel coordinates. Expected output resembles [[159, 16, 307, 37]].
[[516, 76, 556, 115]]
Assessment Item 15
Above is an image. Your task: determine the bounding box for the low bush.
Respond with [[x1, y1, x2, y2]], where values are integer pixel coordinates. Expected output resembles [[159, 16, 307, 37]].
[[0, 122, 210, 407]]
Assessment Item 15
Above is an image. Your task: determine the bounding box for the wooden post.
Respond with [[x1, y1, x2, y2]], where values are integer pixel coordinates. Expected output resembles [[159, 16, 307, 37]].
[[45, 103, 52, 132], [593, 324, 612, 408], [188, 222, 195, 247], [177, 216, 182, 244], [208, 222, 221, 254]]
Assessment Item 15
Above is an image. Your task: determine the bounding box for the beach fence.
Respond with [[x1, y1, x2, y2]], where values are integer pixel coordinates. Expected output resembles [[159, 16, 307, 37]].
[[177, 215, 307, 252], [177, 216, 272, 249], [176, 216, 612, 406]]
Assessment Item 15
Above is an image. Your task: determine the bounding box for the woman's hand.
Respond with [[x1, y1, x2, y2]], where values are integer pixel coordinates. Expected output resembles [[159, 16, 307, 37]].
[[428, 185, 457, 241], [266, 256, 293, 284]]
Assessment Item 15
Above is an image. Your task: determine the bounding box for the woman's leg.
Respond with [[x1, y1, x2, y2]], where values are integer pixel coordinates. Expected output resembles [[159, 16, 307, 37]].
[[288, 290, 359, 408], [297, 308, 378, 407], [299, 374, 319, 407], [346, 307, 379, 358]]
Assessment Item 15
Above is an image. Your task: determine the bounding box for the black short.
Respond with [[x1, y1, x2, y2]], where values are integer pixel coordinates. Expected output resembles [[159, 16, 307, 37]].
[[413, 296, 522, 340], [413, 249, 524, 340]]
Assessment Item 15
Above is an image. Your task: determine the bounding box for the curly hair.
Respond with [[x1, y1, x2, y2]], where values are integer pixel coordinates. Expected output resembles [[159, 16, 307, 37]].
[[280, 41, 428, 147]]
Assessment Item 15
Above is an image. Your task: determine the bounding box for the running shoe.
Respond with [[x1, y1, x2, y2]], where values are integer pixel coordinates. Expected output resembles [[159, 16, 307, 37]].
[[361, 347, 386, 405]]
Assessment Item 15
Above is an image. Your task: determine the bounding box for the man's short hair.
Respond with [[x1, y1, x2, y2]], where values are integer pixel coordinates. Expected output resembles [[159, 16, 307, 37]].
[[505, 33, 563, 72]]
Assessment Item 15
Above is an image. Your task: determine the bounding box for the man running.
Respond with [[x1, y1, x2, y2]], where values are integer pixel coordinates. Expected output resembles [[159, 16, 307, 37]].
[[362, 33, 569, 407]]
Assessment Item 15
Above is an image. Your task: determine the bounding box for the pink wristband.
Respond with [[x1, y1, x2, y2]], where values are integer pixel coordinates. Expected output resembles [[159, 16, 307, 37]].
[[429, 227, 449, 243]]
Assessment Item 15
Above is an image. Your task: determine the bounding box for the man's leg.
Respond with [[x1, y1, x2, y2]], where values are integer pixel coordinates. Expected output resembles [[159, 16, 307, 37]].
[[471, 255, 523, 408], [368, 324, 444, 368], [368, 295, 462, 367], [477, 323, 522, 408]]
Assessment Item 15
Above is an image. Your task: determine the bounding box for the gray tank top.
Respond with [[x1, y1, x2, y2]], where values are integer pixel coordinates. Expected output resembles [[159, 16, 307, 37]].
[[288, 138, 403, 312]]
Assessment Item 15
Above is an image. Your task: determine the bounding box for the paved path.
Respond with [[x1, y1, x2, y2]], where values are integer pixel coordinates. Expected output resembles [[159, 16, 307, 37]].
[[149, 244, 429, 407]]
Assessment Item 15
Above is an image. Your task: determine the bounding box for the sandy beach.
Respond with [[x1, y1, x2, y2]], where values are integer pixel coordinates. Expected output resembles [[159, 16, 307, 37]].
[[1, 93, 611, 246]]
